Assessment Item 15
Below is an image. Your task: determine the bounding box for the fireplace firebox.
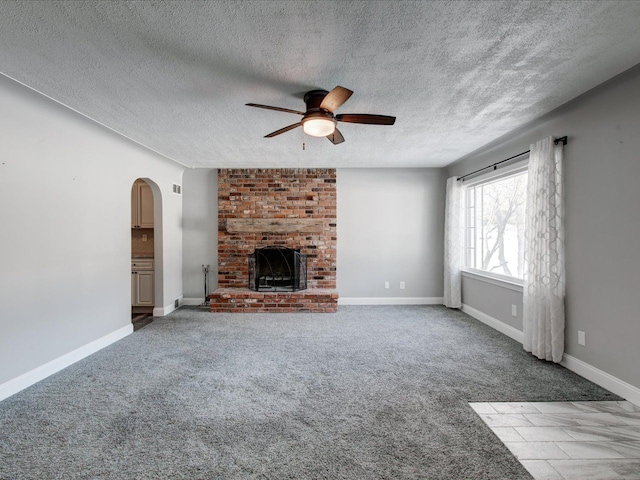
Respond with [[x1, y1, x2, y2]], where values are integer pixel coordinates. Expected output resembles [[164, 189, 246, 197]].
[[248, 246, 307, 292]]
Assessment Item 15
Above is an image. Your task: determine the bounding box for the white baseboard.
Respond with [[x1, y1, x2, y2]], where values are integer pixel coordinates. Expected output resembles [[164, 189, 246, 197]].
[[0, 324, 133, 402], [461, 303, 640, 407], [461, 304, 524, 344], [182, 297, 205, 306], [339, 297, 444, 305], [561, 354, 640, 407], [153, 295, 184, 316]]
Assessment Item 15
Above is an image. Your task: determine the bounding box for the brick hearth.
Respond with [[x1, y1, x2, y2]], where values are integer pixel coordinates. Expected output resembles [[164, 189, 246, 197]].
[[209, 288, 338, 313], [210, 168, 338, 313]]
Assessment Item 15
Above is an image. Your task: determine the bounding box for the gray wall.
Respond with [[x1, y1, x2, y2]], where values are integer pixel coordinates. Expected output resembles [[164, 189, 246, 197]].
[[182, 169, 218, 301], [337, 168, 447, 299], [461, 276, 524, 332], [0, 74, 185, 386], [448, 64, 640, 389]]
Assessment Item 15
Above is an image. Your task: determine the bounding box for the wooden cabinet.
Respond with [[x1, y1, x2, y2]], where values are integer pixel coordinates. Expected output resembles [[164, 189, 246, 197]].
[[131, 180, 154, 228], [131, 259, 154, 306], [131, 259, 154, 271], [132, 271, 154, 306]]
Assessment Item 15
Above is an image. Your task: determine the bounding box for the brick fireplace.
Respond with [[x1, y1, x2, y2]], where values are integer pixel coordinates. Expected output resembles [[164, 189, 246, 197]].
[[209, 168, 338, 312]]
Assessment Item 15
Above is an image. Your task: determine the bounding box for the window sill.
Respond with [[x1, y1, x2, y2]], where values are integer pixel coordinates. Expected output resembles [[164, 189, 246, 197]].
[[461, 268, 524, 293]]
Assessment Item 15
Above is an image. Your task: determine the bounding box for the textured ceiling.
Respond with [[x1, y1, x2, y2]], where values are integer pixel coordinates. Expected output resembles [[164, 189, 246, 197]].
[[1, 1, 640, 168]]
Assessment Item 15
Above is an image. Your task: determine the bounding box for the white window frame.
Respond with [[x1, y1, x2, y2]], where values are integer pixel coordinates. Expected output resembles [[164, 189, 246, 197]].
[[461, 157, 529, 289]]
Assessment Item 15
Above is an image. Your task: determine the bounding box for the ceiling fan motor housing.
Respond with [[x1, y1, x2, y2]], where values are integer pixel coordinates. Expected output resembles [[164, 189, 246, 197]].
[[303, 89, 330, 111], [302, 90, 336, 136]]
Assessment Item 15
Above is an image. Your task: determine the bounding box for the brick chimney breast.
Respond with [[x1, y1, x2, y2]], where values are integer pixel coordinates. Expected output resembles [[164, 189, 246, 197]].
[[211, 168, 337, 312]]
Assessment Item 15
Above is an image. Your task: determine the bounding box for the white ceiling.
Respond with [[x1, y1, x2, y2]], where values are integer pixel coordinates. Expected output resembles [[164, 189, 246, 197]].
[[1, 1, 640, 169]]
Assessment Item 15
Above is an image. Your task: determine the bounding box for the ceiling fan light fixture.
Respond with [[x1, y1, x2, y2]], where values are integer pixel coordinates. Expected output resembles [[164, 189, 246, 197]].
[[302, 117, 336, 137]]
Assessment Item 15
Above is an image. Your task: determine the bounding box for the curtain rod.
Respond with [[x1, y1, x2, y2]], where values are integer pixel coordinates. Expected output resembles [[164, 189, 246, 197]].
[[457, 136, 568, 182]]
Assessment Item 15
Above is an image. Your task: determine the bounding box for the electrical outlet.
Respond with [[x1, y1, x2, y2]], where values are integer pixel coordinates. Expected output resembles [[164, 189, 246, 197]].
[[142, 234, 147, 242], [174, 299, 179, 309], [384, 281, 390, 289], [578, 330, 586, 346], [511, 304, 517, 317], [400, 281, 405, 289]]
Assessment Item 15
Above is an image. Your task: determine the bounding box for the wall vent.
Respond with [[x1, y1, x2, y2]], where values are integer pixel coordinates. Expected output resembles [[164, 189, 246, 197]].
[[172, 183, 182, 195]]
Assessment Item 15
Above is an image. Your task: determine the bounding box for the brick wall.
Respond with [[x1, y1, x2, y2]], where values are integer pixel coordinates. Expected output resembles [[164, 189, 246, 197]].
[[217, 168, 337, 290]]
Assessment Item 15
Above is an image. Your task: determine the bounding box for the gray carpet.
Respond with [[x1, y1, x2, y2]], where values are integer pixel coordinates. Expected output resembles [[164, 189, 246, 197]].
[[0, 306, 618, 479]]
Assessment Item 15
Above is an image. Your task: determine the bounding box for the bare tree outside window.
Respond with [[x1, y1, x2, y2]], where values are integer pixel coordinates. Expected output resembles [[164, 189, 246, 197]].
[[465, 171, 527, 279]]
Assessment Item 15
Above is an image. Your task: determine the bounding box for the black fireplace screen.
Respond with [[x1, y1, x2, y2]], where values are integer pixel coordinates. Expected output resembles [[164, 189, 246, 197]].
[[248, 246, 307, 292]]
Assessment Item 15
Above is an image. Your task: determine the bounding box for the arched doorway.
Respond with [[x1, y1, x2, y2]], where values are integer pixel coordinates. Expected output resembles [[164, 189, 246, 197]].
[[131, 178, 163, 330]]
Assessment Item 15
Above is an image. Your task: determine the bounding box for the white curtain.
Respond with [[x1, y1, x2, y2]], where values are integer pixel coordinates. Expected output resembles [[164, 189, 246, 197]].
[[444, 177, 463, 308], [523, 136, 565, 362]]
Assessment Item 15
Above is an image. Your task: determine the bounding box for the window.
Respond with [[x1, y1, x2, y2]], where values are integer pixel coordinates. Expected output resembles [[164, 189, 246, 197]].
[[464, 168, 528, 280]]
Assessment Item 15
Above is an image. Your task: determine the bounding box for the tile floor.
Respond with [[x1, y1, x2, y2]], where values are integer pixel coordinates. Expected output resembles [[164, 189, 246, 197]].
[[471, 401, 640, 480]]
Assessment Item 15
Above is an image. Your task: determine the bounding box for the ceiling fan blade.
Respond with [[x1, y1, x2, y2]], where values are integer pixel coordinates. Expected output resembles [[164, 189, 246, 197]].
[[326, 128, 345, 145], [246, 103, 305, 115], [319, 86, 353, 112], [336, 114, 396, 125], [264, 122, 302, 138]]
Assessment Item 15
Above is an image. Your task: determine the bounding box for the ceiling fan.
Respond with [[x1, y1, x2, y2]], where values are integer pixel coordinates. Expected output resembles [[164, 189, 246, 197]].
[[246, 86, 395, 144]]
